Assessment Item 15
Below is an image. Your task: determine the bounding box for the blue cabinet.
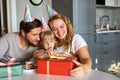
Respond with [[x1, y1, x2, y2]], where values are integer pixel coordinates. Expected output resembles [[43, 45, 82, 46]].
[[112, 32, 120, 62], [96, 33, 114, 71], [96, 32, 120, 72]]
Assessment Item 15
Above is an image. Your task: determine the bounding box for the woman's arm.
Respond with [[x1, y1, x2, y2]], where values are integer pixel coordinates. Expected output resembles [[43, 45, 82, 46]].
[[70, 46, 92, 77]]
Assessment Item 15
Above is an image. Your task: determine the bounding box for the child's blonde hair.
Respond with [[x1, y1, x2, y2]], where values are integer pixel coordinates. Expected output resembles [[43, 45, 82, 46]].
[[40, 30, 58, 49]]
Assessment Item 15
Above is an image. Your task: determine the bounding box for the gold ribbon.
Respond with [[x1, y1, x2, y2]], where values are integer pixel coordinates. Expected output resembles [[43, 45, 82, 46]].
[[38, 55, 68, 59], [47, 61, 49, 75], [50, 55, 67, 59]]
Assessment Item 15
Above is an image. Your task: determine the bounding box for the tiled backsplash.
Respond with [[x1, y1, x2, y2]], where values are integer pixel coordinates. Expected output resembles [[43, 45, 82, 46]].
[[96, 7, 120, 28]]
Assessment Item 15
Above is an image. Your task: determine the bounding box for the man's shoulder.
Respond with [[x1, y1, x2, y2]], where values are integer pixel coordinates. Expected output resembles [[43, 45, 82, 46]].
[[1, 32, 19, 40], [4, 32, 19, 37]]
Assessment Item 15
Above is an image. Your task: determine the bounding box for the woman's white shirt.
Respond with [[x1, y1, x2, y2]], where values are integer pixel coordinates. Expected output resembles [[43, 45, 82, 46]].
[[54, 34, 87, 55]]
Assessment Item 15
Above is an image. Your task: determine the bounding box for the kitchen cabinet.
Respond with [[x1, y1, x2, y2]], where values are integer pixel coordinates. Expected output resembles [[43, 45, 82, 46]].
[[96, 0, 120, 7], [96, 33, 114, 71], [96, 32, 120, 71], [112, 32, 120, 62], [106, 0, 120, 7]]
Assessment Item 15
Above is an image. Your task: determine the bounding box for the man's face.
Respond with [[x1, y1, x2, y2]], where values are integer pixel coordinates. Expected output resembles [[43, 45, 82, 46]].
[[25, 27, 42, 46]]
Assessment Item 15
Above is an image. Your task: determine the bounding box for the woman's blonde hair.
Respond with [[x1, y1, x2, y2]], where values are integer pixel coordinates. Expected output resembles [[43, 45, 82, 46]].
[[48, 14, 74, 50]]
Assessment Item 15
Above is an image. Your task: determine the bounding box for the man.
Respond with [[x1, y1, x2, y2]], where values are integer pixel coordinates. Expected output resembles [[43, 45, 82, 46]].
[[0, 5, 42, 62]]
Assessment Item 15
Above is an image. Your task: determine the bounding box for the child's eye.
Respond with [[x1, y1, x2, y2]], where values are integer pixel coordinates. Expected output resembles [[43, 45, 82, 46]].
[[32, 34, 37, 36], [43, 41, 47, 44], [50, 39, 54, 42], [50, 41, 53, 43]]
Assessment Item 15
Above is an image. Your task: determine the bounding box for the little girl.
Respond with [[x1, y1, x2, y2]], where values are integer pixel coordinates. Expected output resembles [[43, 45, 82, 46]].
[[33, 30, 57, 58], [33, 30, 69, 59]]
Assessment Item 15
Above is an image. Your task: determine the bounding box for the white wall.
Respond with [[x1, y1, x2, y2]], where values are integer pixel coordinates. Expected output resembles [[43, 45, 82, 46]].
[[7, 0, 52, 32]]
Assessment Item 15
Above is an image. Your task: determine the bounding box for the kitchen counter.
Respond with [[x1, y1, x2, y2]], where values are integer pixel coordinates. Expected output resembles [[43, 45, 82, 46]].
[[96, 30, 120, 34]]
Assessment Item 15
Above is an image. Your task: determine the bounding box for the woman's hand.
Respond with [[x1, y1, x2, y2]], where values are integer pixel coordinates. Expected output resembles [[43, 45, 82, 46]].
[[69, 60, 90, 77]]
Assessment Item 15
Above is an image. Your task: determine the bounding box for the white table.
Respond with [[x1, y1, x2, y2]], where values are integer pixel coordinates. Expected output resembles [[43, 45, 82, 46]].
[[1, 69, 120, 80]]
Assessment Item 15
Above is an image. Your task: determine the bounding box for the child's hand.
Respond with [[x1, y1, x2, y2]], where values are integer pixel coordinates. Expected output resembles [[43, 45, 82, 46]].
[[55, 52, 69, 57], [44, 48, 53, 56], [33, 50, 44, 58]]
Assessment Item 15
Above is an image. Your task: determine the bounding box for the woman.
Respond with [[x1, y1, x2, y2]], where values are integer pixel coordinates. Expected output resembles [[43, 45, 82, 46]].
[[48, 14, 92, 77]]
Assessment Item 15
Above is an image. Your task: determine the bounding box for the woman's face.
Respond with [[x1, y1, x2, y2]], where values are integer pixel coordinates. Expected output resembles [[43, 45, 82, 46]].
[[49, 19, 67, 40]]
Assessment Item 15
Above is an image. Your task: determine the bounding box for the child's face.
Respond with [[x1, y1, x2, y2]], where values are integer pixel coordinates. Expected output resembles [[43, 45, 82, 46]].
[[42, 37, 55, 51]]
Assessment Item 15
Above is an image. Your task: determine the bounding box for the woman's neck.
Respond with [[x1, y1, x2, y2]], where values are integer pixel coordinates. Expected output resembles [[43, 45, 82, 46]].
[[59, 39, 65, 46]]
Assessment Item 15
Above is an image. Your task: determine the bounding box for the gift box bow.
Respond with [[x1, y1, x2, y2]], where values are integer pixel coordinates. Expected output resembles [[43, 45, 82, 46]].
[[0, 58, 16, 79]]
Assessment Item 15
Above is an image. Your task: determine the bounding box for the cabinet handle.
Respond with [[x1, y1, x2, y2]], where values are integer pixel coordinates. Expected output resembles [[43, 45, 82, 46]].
[[103, 33, 109, 35], [102, 52, 108, 54], [102, 51, 110, 54], [114, 32, 119, 35], [95, 34, 96, 42], [102, 42, 109, 44], [115, 0, 118, 5]]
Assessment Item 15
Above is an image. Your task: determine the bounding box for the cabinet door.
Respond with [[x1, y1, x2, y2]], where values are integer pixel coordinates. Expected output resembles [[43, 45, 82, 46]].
[[96, 33, 114, 71], [105, 0, 115, 6], [117, 0, 120, 6], [106, 0, 120, 7], [112, 32, 120, 62], [97, 52, 116, 71]]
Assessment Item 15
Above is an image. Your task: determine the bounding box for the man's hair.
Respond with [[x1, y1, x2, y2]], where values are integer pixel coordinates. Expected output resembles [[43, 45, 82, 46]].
[[19, 19, 42, 34]]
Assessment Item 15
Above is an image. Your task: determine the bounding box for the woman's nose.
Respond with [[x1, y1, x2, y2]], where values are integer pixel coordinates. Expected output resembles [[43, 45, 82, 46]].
[[57, 29, 61, 35]]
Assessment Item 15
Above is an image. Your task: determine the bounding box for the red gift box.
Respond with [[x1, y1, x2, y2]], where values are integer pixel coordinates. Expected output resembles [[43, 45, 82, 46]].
[[37, 57, 77, 76]]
